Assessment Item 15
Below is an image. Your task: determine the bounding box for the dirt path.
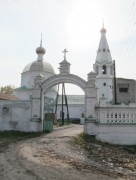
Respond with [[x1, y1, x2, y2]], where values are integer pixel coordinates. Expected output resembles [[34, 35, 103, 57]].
[[0, 125, 131, 180]]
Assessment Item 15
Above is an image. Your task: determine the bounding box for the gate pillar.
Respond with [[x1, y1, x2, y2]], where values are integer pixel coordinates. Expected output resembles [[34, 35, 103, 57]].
[[31, 74, 43, 131], [85, 72, 97, 119]]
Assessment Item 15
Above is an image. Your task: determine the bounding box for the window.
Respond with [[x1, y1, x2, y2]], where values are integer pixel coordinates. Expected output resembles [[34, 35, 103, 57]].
[[2, 107, 10, 118], [119, 88, 128, 92], [103, 83, 106, 86], [103, 48, 105, 52], [102, 65, 107, 74]]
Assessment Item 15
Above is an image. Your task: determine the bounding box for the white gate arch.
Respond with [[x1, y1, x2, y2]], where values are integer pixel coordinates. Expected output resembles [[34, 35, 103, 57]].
[[41, 74, 87, 94], [31, 57, 97, 131]]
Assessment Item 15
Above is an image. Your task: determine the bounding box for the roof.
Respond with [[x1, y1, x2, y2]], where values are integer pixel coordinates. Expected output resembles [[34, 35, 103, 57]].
[[15, 86, 32, 91], [0, 93, 18, 100], [96, 27, 112, 63], [22, 61, 55, 74], [57, 95, 85, 104]]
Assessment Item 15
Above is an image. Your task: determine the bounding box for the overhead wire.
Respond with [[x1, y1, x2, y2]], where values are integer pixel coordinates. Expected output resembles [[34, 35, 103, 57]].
[[117, 0, 136, 68]]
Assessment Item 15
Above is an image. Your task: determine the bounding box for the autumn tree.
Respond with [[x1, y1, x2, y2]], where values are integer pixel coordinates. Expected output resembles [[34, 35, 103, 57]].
[[0, 85, 15, 95]]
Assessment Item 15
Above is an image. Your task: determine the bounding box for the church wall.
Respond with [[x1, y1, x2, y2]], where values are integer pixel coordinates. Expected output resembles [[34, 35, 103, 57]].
[[0, 100, 35, 132], [21, 71, 54, 89]]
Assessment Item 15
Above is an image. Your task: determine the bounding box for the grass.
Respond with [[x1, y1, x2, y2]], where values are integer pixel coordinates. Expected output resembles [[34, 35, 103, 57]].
[[73, 132, 136, 153], [73, 132, 110, 146], [0, 131, 43, 152]]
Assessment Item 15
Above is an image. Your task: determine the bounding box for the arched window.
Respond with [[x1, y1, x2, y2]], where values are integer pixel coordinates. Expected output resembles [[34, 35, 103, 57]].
[[102, 65, 107, 74]]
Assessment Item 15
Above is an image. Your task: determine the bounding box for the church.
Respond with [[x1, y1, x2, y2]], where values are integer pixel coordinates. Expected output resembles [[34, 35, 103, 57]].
[[14, 26, 136, 120], [0, 26, 136, 145]]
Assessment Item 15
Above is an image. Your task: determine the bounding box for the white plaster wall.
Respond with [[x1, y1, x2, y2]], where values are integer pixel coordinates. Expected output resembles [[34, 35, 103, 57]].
[[84, 121, 98, 135], [85, 97, 97, 119], [85, 104, 136, 145], [15, 90, 32, 100], [96, 125, 136, 145], [96, 77, 113, 102], [96, 104, 136, 124], [21, 71, 54, 89], [0, 100, 41, 132], [56, 104, 84, 119], [84, 122, 136, 145]]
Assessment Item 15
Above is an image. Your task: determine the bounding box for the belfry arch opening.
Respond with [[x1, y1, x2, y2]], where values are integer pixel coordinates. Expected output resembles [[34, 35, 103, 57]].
[[102, 65, 107, 74]]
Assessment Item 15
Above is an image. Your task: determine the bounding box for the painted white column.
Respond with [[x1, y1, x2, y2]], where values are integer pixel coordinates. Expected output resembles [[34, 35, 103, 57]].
[[31, 75, 43, 132], [85, 73, 97, 119]]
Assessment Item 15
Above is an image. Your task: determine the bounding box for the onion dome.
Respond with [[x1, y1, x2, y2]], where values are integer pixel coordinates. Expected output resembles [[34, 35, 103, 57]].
[[22, 39, 54, 74], [100, 27, 106, 34], [22, 61, 54, 73]]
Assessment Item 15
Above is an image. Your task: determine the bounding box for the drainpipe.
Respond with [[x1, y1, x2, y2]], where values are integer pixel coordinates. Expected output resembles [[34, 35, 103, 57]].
[[113, 60, 117, 104]]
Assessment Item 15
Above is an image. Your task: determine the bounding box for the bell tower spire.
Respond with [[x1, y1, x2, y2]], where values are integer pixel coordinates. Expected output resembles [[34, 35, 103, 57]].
[[93, 26, 114, 103], [95, 26, 112, 63]]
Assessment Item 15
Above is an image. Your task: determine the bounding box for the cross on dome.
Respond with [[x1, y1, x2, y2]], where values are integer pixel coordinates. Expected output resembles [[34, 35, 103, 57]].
[[62, 49, 68, 60], [102, 19, 104, 28], [36, 35, 46, 61], [40, 33, 42, 47]]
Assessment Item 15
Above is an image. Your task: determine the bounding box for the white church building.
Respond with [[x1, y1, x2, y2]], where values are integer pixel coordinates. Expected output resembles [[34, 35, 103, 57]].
[[0, 26, 136, 145]]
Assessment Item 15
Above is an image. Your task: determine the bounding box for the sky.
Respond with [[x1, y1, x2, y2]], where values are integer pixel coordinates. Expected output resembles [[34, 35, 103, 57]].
[[0, 0, 136, 94]]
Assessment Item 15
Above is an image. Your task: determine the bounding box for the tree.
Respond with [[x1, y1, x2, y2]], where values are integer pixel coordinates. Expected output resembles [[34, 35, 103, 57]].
[[0, 85, 15, 95]]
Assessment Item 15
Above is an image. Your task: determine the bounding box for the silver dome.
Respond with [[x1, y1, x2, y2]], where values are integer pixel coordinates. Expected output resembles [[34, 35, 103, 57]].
[[22, 61, 54, 73]]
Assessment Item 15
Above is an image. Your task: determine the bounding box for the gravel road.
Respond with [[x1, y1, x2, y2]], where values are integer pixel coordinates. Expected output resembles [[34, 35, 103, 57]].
[[0, 125, 126, 180]]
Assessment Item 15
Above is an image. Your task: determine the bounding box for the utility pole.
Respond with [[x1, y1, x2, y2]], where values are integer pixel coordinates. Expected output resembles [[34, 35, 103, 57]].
[[62, 83, 64, 125], [55, 85, 59, 114], [113, 60, 117, 104], [63, 84, 70, 123]]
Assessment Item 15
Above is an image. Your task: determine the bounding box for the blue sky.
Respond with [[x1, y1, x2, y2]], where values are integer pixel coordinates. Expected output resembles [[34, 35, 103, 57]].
[[0, 0, 135, 94]]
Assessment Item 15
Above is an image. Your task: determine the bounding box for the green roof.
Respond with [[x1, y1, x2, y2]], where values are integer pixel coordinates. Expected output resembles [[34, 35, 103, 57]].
[[15, 86, 31, 90]]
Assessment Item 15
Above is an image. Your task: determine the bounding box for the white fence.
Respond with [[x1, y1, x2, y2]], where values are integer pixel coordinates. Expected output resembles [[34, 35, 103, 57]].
[[96, 104, 136, 124], [84, 103, 136, 145]]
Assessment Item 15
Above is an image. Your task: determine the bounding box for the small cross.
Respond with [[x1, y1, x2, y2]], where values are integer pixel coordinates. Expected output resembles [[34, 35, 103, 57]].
[[62, 49, 68, 60], [102, 18, 104, 28], [40, 33, 42, 47]]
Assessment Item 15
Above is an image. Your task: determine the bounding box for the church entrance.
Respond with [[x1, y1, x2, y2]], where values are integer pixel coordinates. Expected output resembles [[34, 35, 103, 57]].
[[42, 82, 85, 132], [31, 49, 97, 132], [41, 76, 86, 131]]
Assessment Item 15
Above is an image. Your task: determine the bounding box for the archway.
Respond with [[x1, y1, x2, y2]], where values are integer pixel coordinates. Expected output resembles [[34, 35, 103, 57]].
[[41, 74, 87, 129], [31, 54, 97, 132], [42, 74, 87, 94]]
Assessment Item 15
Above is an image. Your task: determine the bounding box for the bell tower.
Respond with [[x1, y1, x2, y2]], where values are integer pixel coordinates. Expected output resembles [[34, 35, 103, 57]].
[[93, 26, 114, 103]]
